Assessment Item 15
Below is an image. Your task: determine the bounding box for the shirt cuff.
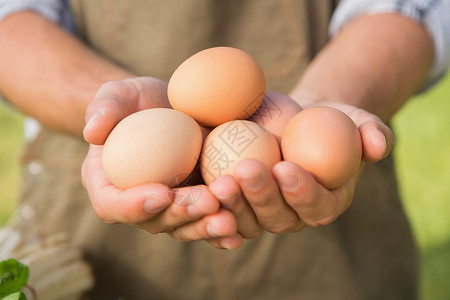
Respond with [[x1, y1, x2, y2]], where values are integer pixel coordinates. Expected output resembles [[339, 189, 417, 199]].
[[0, 0, 62, 24], [329, 0, 450, 90]]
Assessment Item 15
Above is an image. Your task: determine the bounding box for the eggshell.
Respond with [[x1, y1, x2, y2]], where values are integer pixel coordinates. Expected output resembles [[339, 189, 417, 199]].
[[102, 108, 202, 189], [168, 47, 266, 127], [249, 91, 302, 144], [200, 120, 281, 185], [281, 106, 362, 189]]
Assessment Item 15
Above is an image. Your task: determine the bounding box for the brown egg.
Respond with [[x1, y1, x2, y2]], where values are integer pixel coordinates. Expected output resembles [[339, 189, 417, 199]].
[[200, 120, 281, 185], [281, 106, 362, 189], [249, 91, 303, 144], [168, 47, 266, 127], [102, 108, 202, 189]]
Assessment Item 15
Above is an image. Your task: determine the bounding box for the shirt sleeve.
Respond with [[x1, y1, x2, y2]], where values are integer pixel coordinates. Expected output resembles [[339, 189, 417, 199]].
[[329, 0, 450, 90], [0, 0, 74, 32], [0, 0, 74, 141]]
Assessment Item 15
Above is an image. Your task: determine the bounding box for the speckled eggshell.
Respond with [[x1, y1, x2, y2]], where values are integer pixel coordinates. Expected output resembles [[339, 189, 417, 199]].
[[200, 120, 281, 185], [281, 106, 362, 189], [102, 108, 203, 189], [168, 47, 266, 127], [249, 91, 303, 145]]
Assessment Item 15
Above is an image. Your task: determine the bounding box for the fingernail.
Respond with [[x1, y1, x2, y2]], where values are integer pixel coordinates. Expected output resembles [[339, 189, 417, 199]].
[[84, 109, 105, 132], [207, 224, 218, 237], [240, 174, 265, 192], [219, 234, 242, 250], [379, 130, 388, 157], [220, 240, 232, 250], [279, 173, 300, 192], [144, 195, 169, 214]]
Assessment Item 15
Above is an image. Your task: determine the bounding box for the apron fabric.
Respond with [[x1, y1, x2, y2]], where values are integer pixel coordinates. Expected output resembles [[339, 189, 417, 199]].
[[17, 1, 418, 299]]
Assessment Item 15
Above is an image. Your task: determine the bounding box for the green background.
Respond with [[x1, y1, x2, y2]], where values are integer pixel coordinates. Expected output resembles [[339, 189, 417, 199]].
[[1, 73, 450, 299]]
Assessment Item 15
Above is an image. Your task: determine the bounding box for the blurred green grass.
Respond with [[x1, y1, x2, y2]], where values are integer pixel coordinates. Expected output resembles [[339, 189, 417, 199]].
[[392, 72, 450, 300], [0, 73, 449, 299], [0, 102, 23, 224]]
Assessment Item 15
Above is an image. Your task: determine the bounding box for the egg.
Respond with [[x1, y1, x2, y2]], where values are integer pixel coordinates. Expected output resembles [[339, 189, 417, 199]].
[[281, 106, 362, 189], [102, 108, 202, 189], [200, 120, 281, 185], [249, 91, 303, 144], [168, 47, 266, 127]]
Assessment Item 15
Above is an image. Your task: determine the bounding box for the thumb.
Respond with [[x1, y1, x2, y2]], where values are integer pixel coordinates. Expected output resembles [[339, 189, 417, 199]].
[[359, 120, 394, 163]]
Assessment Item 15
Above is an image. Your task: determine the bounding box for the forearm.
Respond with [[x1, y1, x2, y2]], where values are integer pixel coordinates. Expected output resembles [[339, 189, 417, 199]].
[[290, 13, 434, 122], [0, 11, 134, 136]]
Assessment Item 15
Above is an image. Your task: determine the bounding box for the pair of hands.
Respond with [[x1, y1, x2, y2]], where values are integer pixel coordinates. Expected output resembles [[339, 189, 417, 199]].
[[81, 77, 393, 250]]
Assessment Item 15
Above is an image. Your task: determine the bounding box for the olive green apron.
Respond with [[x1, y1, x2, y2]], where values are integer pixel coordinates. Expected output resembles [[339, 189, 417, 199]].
[[18, 1, 418, 299]]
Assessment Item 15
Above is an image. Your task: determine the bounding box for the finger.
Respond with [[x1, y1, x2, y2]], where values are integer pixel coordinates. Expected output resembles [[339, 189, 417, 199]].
[[207, 233, 244, 250], [84, 77, 170, 145], [168, 209, 238, 242], [209, 175, 263, 239], [82, 145, 172, 224], [139, 185, 220, 234], [233, 159, 301, 234], [83, 145, 220, 230], [272, 161, 351, 227], [301, 102, 393, 163], [359, 120, 394, 163], [83, 80, 140, 145]]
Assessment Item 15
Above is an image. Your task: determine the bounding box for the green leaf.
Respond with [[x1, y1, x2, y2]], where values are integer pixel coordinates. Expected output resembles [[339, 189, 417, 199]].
[[1, 291, 27, 300], [0, 259, 29, 297]]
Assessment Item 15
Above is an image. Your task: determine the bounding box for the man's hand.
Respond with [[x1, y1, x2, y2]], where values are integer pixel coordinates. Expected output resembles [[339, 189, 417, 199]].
[[215, 12, 432, 241], [82, 77, 243, 249], [209, 101, 393, 239], [83, 77, 171, 145]]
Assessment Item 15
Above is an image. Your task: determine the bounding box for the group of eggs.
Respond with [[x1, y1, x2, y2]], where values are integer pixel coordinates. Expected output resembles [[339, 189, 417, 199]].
[[102, 47, 362, 191]]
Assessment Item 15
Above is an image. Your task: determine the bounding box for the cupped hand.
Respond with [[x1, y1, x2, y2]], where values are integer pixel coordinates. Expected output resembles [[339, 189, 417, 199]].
[[83, 77, 171, 145], [81, 77, 242, 249], [209, 100, 393, 239]]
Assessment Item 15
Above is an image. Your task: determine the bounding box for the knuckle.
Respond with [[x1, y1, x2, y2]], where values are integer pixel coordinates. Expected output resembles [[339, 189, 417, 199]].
[[266, 227, 285, 234], [139, 222, 166, 235], [96, 80, 136, 105], [288, 188, 317, 212], [167, 230, 182, 240], [287, 221, 306, 233], [306, 199, 341, 227], [247, 195, 270, 208], [168, 228, 190, 242], [242, 228, 263, 239], [241, 224, 263, 239], [101, 79, 126, 90], [295, 194, 317, 210], [306, 215, 337, 227], [289, 191, 322, 218], [266, 217, 299, 234]]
